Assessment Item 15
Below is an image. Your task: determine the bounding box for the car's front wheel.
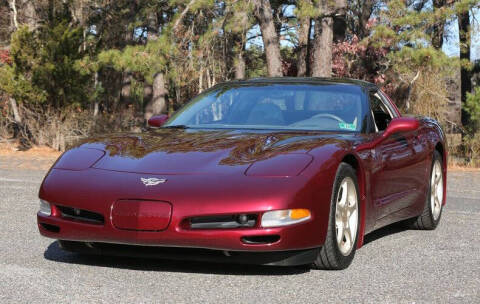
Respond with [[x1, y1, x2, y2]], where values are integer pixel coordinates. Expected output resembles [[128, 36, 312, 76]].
[[312, 163, 359, 270]]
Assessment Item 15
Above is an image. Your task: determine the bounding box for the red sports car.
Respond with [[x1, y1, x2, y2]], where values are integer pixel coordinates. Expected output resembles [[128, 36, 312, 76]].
[[38, 78, 446, 269]]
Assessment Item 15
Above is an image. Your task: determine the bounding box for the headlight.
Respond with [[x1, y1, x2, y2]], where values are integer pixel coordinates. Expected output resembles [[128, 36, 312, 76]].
[[39, 199, 51, 216], [261, 209, 311, 227], [54, 148, 105, 171], [245, 154, 313, 177]]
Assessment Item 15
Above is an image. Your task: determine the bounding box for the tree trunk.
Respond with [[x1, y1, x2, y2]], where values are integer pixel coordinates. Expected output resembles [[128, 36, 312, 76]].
[[206, 68, 213, 88], [143, 84, 153, 111], [199, 66, 204, 92], [22, 0, 37, 29], [229, 5, 247, 80], [311, 0, 333, 78], [234, 50, 246, 79], [143, 12, 167, 122], [7, 0, 23, 138], [357, 0, 375, 39], [9, 97, 21, 124], [8, 0, 18, 29], [333, 0, 346, 42], [144, 73, 167, 121], [234, 33, 246, 79], [458, 11, 471, 126], [432, 0, 446, 49], [120, 72, 132, 104], [9, 97, 23, 138], [252, 0, 283, 77], [297, 17, 311, 77], [93, 72, 100, 117]]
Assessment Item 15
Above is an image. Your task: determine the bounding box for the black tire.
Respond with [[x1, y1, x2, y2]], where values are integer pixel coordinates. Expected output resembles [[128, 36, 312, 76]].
[[312, 163, 360, 270], [406, 150, 444, 230]]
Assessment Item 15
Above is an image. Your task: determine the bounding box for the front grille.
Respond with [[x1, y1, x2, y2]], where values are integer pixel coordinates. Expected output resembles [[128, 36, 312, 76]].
[[188, 214, 257, 229], [56, 205, 104, 225]]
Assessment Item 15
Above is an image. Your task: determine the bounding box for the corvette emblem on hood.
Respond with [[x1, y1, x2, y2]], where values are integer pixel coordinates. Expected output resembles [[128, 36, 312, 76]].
[[141, 177, 167, 186]]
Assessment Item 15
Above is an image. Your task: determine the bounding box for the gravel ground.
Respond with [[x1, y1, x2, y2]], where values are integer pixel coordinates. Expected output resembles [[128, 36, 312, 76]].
[[0, 165, 479, 304]]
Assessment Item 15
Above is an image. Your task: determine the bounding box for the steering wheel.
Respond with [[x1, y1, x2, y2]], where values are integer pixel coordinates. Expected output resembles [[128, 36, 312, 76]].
[[311, 113, 345, 123]]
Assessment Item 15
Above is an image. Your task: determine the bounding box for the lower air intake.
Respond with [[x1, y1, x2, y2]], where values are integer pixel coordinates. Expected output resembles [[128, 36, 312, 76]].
[[241, 235, 280, 244], [56, 205, 104, 225], [189, 214, 257, 229]]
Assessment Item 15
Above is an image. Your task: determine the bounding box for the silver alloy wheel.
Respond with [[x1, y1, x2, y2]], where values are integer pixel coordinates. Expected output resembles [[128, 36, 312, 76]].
[[335, 177, 358, 256], [431, 160, 443, 220]]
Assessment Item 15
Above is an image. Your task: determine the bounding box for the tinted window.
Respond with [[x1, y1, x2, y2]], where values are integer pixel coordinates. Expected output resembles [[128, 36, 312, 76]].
[[166, 84, 368, 132]]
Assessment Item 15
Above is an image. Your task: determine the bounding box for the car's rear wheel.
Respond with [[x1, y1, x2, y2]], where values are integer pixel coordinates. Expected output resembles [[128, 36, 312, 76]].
[[407, 150, 444, 230], [312, 163, 359, 270]]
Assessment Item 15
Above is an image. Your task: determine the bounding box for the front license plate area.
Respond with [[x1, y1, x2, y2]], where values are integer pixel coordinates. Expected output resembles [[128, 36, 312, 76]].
[[111, 200, 172, 231]]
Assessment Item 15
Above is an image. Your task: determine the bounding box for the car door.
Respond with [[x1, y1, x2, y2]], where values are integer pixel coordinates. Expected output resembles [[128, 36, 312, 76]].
[[368, 91, 427, 220]]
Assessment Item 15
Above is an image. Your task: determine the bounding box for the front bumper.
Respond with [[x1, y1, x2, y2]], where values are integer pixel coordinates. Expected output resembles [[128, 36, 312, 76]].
[[38, 168, 332, 255], [38, 209, 320, 252]]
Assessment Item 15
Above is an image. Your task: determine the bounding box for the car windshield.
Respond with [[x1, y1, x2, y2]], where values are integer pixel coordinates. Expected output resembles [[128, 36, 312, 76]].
[[165, 83, 367, 132]]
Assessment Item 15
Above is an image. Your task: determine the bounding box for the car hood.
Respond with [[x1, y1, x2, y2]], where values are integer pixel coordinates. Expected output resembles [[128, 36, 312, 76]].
[[71, 129, 351, 175]]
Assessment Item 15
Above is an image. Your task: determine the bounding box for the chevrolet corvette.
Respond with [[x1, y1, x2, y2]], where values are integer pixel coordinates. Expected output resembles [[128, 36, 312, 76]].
[[37, 78, 446, 269]]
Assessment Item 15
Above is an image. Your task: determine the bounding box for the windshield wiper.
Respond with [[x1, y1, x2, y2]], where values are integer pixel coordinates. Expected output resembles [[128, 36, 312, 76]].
[[163, 125, 189, 129]]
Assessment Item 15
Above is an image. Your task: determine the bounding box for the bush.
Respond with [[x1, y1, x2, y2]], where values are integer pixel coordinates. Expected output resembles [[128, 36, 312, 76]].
[[408, 69, 449, 124], [0, 100, 143, 150], [463, 132, 480, 166], [464, 87, 480, 133], [0, 94, 13, 140]]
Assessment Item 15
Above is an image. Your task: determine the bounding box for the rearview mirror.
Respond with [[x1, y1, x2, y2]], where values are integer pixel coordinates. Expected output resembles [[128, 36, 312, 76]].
[[382, 117, 419, 139], [356, 117, 419, 152], [147, 114, 169, 127]]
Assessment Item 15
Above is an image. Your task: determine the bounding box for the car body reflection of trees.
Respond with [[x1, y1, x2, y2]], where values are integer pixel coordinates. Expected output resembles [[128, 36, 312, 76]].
[[80, 129, 347, 166]]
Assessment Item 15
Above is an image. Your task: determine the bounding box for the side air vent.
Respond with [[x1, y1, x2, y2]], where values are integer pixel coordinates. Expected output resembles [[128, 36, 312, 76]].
[[56, 205, 104, 225], [189, 214, 257, 229]]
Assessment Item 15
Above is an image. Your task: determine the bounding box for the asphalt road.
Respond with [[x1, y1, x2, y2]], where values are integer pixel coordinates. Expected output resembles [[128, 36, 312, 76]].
[[0, 168, 479, 303]]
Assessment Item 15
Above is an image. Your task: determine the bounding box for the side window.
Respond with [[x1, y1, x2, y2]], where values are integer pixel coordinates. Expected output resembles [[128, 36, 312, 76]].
[[369, 92, 393, 132]]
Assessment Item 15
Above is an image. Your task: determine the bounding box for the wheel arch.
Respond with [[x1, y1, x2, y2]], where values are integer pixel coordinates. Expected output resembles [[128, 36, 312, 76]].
[[435, 141, 446, 165]]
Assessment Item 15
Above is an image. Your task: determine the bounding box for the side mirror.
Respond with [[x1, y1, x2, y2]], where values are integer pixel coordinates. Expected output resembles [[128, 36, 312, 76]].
[[356, 117, 419, 152], [147, 114, 169, 127], [382, 117, 419, 139]]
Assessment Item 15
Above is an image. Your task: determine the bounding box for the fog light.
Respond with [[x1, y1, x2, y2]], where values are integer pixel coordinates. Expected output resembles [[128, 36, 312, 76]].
[[261, 209, 311, 227], [39, 199, 51, 216], [237, 214, 249, 225]]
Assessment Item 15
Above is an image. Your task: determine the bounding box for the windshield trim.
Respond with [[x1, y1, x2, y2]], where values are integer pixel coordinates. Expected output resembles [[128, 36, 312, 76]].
[[162, 125, 360, 133]]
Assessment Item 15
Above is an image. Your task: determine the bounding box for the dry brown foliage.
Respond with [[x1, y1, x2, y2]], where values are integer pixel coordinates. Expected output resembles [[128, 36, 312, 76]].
[[463, 132, 480, 167], [400, 70, 449, 124], [0, 102, 143, 151]]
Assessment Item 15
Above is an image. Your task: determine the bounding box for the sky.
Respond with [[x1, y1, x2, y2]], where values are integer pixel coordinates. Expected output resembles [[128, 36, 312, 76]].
[[443, 8, 480, 61]]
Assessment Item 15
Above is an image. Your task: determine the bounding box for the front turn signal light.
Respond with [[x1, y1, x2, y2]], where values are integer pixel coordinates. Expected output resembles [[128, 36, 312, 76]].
[[261, 209, 311, 228]]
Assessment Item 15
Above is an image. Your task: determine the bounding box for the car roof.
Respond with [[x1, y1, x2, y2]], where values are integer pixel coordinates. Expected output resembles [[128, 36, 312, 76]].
[[219, 77, 378, 90]]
